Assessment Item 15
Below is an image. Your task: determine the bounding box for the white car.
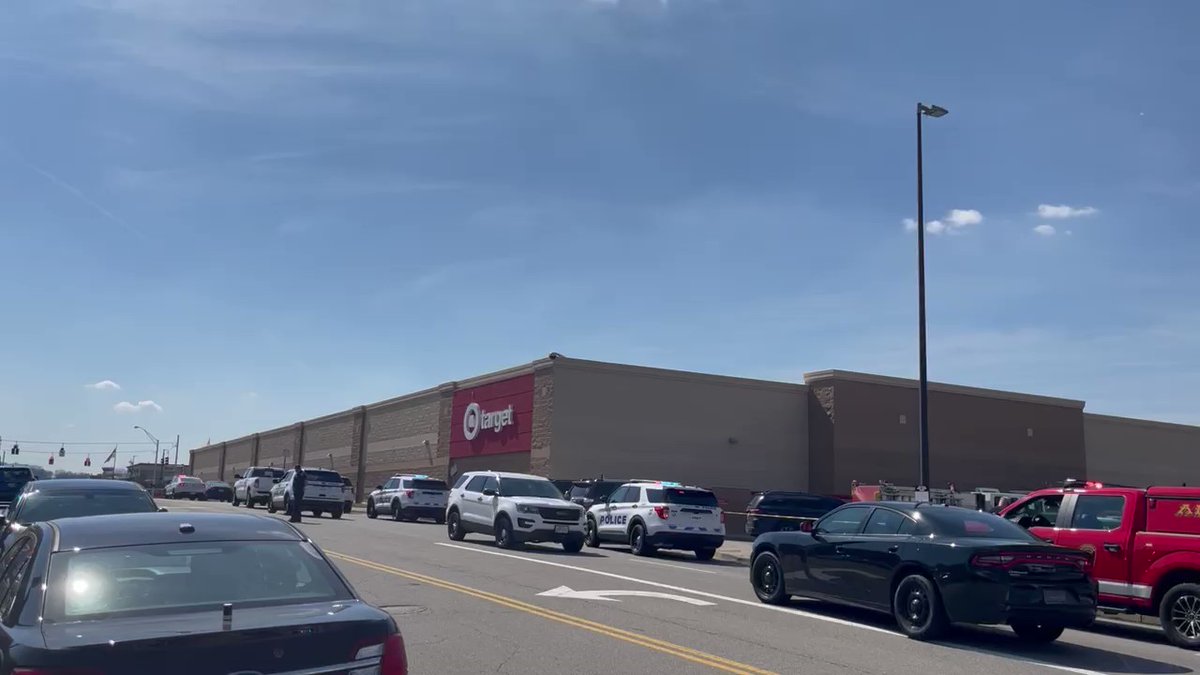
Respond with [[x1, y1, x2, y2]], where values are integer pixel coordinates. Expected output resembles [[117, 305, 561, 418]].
[[164, 475, 207, 500], [366, 474, 449, 523], [446, 471, 586, 552], [585, 481, 725, 560], [232, 466, 286, 508], [341, 477, 355, 513], [267, 467, 347, 519]]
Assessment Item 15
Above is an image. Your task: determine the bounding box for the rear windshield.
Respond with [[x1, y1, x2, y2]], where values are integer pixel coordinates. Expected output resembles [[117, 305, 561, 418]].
[[249, 468, 285, 479], [180, 477, 204, 485], [12, 490, 158, 525], [43, 540, 353, 622], [921, 508, 1036, 540], [646, 488, 719, 507], [413, 479, 448, 491], [304, 470, 341, 483]]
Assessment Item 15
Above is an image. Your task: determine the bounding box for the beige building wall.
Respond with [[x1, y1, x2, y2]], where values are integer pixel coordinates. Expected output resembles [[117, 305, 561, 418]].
[[190, 446, 222, 481], [303, 411, 356, 475], [361, 388, 445, 491], [1084, 413, 1200, 487], [549, 357, 810, 502], [258, 426, 300, 469], [224, 436, 256, 479]]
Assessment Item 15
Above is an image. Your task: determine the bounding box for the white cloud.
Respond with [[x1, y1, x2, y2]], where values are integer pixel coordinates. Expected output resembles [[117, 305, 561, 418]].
[[925, 220, 947, 235], [1033, 224, 1057, 237], [902, 209, 981, 236], [902, 218, 917, 232], [114, 400, 162, 414], [86, 380, 121, 390], [946, 209, 983, 227], [1037, 204, 1098, 219]]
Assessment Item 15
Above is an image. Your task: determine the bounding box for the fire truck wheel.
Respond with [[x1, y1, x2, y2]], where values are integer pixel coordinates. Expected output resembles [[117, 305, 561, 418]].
[[1161, 583, 1200, 650]]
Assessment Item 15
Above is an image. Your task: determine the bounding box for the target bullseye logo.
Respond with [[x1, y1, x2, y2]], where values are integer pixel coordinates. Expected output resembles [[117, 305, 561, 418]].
[[462, 401, 515, 441]]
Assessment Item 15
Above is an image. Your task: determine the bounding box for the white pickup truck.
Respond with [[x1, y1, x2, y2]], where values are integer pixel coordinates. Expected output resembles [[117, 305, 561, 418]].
[[233, 466, 286, 508]]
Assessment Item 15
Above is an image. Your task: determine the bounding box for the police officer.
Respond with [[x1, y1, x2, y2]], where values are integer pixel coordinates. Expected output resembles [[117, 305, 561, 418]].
[[290, 464, 306, 523]]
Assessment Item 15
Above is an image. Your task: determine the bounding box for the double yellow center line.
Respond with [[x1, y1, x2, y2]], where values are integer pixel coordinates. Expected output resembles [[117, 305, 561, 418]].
[[327, 551, 776, 675]]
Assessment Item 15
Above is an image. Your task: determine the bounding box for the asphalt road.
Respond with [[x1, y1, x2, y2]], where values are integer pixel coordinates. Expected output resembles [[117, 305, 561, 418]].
[[165, 499, 1198, 675]]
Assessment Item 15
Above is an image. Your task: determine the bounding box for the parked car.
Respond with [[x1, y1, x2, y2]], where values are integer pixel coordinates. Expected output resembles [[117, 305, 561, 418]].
[[565, 479, 628, 510], [446, 471, 585, 551], [750, 501, 1097, 643], [368, 474, 449, 523], [269, 468, 346, 519], [0, 466, 35, 515], [586, 481, 725, 559], [744, 491, 845, 537], [0, 479, 163, 549], [342, 476, 355, 513], [0, 512, 408, 673], [164, 475, 207, 500], [1000, 479, 1200, 649], [205, 480, 234, 502], [233, 466, 286, 508]]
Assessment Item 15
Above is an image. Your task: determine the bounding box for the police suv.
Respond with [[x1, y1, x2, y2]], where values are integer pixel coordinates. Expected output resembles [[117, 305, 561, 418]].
[[267, 467, 347, 519], [366, 474, 449, 523], [446, 471, 586, 552], [585, 481, 725, 560]]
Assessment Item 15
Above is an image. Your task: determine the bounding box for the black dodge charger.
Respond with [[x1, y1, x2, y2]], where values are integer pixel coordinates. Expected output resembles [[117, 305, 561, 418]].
[[0, 512, 408, 674], [750, 501, 1097, 643]]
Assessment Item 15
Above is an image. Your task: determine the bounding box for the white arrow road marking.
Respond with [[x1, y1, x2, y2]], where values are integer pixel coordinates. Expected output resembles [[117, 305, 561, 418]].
[[539, 585, 716, 606]]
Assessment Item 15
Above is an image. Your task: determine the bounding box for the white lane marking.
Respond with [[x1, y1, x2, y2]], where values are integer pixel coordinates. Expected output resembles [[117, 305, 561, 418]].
[[631, 558, 718, 575], [539, 585, 716, 606], [435, 543, 896, 635]]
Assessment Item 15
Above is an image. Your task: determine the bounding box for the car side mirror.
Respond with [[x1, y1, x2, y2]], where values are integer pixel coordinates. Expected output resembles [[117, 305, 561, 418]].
[[799, 520, 814, 533], [482, 488, 497, 497], [376, 485, 383, 491], [235, 474, 243, 480], [273, 478, 281, 484], [158, 507, 168, 512]]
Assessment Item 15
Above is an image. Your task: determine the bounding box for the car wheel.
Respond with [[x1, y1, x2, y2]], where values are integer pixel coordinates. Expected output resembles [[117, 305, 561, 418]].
[[1161, 583, 1200, 650], [630, 523, 654, 557], [366, 500, 377, 519], [245, 496, 255, 509], [694, 548, 717, 561], [751, 551, 789, 605], [447, 510, 466, 541], [332, 507, 343, 520], [562, 537, 584, 553], [391, 501, 404, 522], [232, 495, 240, 507], [312, 510, 323, 518], [267, 499, 278, 514], [585, 518, 600, 548], [892, 574, 948, 641], [1010, 621, 1065, 643], [344, 502, 353, 513], [495, 516, 517, 549]]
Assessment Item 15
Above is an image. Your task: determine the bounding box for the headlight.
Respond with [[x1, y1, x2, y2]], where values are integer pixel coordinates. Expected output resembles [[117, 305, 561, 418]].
[[516, 504, 538, 514]]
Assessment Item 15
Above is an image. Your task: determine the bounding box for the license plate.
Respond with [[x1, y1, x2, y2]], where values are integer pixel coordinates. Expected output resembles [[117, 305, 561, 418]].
[[554, 525, 568, 534], [1044, 589, 1070, 605]]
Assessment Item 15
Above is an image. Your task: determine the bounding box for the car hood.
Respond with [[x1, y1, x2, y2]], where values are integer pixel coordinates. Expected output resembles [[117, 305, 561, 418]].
[[506, 496, 576, 508]]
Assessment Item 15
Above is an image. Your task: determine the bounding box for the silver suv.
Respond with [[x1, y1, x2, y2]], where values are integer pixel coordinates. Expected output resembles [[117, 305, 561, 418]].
[[446, 471, 585, 552]]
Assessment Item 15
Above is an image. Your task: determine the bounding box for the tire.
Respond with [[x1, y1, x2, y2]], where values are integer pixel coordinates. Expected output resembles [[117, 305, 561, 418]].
[[495, 516, 517, 549], [312, 510, 322, 518], [892, 574, 948, 641], [332, 507, 343, 520], [344, 502, 353, 514], [447, 510, 466, 541], [391, 501, 404, 522], [562, 537, 584, 553], [694, 548, 717, 561], [1160, 583, 1200, 650], [751, 552, 789, 605], [1010, 621, 1065, 643], [630, 523, 655, 557], [366, 500, 377, 519], [585, 518, 601, 548], [267, 499, 278, 514], [232, 494, 240, 507], [246, 496, 255, 509]]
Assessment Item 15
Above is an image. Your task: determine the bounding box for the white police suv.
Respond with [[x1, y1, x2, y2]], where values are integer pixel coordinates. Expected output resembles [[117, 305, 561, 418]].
[[366, 474, 449, 523], [585, 481, 725, 560], [446, 471, 586, 552]]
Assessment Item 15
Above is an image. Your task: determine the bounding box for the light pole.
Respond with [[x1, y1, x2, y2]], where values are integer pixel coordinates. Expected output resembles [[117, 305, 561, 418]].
[[916, 101, 948, 499], [134, 425, 162, 489]]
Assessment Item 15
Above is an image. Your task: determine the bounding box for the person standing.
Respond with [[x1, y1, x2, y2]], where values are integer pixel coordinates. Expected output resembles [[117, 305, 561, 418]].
[[289, 464, 306, 523]]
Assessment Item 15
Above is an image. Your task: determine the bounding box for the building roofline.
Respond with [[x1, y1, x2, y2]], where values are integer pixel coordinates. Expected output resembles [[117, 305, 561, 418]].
[[1084, 412, 1200, 433], [552, 355, 807, 393], [802, 369, 1085, 409]]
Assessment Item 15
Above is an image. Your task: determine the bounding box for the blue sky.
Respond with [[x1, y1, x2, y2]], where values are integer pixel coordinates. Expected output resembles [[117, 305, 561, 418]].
[[1, 0, 1198, 470]]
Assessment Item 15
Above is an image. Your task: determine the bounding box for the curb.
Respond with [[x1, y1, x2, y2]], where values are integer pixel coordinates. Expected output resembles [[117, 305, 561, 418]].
[[715, 549, 751, 566]]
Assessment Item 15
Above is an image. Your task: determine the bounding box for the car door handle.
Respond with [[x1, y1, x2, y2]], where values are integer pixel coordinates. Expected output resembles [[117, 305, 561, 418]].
[[834, 546, 845, 555], [887, 545, 900, 553], [1103, 543, 1121, 553]]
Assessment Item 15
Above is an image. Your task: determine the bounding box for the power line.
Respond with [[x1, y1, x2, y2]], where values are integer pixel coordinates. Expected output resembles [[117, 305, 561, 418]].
[[0, 439, 168, 446]]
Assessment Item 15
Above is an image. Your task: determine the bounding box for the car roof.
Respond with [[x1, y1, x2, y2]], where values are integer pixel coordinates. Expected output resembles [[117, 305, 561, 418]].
[[49, 512, 303, 552], [464, 470, 551, 480], [623, 481, 711, 492], [24, 479, 147, 493]]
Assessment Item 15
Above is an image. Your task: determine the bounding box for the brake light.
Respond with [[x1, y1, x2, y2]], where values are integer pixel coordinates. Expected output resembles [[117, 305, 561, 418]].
[[405, 490, 414, 498], [653, 505, 670, 519], [971, 552, 1090, 573], [352, 633, 407, 675], [719, 511, 725, 524]]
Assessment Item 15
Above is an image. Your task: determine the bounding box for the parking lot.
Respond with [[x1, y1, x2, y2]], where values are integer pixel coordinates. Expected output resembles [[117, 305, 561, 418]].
[[163, 499, 1197, 675]]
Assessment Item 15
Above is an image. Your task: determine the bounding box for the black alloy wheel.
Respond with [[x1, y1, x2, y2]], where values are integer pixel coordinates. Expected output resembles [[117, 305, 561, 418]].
[[892, 574, 947, 640], [1162, 583, 1200, 650], [630, 524, 654, 557], [751, 552, 789, 605], [392, 501, 404, 522], [366, 500, 377, 519], [585, 518, 601, 548], [447, 510, 465, 541], [495, 516, 516, 549]]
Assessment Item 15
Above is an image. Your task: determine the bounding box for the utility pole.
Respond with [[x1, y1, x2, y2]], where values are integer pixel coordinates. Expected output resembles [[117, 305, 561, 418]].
[[174, 434, 180, 465]]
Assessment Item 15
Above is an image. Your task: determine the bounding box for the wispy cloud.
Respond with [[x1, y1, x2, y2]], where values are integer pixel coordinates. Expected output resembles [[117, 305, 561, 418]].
[[1033, 224, 1057, 237], [86, 379, 122, 391], [903, 209, 983, 236], [1037, 204, 1098, 219], [5, 149, 144, 237], [114, 400, 162, 414]]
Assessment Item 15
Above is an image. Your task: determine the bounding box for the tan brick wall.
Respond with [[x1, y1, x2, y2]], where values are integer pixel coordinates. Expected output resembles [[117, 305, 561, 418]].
[[303, 413, 356, 475], [1084, 414, 1200, 486], [361, 391, 444, 491], [224, 438, 256, 479], [529, 366, 554, 477], [258, 426, 300, 469], [190, 446, 222, 481]]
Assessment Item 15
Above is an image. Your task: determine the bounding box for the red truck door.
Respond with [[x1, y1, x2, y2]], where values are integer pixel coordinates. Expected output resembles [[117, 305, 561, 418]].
[[1055, 491, 1137, 605]]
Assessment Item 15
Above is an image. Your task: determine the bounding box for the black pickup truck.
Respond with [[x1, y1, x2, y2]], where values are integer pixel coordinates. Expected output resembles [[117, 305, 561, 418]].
[[0, 466, 36, 514]]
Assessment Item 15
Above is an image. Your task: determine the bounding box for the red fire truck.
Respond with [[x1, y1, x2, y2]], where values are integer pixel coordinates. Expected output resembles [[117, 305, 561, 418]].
[[998, 479, 1200, 649]]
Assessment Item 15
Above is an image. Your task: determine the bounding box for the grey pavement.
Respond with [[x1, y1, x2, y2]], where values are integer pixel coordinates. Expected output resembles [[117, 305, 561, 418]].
[[165, 499, 1197, 675]]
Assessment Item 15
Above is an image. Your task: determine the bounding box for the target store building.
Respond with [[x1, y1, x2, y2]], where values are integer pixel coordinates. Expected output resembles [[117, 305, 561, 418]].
[[190, 353, 1200, 521]]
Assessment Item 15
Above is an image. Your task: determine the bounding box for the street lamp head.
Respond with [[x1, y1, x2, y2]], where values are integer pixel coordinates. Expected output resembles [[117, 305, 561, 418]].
[[919, 103, 949, 118]]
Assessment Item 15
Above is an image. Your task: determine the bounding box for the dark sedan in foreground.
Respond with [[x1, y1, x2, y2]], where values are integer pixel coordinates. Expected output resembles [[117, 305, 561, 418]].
[[0, 512, 408, 674], [750, 502, 1096, 643]]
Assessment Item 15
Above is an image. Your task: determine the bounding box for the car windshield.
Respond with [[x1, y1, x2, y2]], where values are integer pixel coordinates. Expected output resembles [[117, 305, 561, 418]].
[[206, 482, 228, 488], [304, 471, 341, 483], [413, 479, 448, 491], [13, 490, 158, 525], [0, 468, 33, 485], [42, 540, 353, 623], [499, 478, 563, 499], [249, 468, 285, 479], [921, 508, 1036, 540]]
